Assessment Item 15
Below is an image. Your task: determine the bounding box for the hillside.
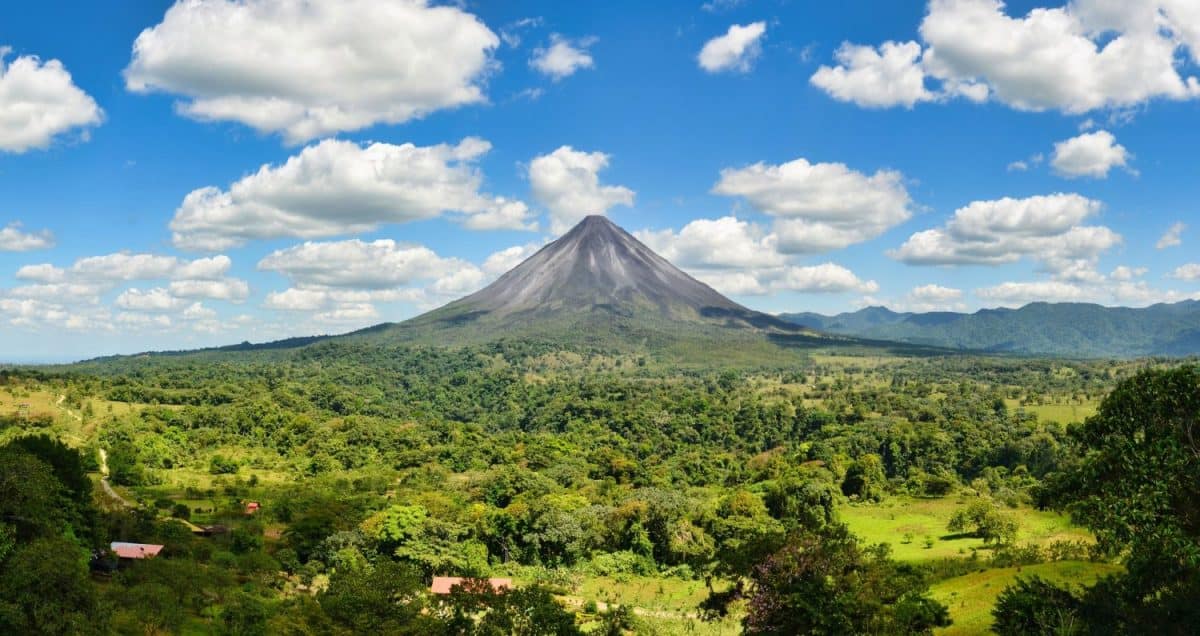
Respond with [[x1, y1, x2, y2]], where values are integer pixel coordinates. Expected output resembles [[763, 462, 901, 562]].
[[781, 300, 1200, 358]]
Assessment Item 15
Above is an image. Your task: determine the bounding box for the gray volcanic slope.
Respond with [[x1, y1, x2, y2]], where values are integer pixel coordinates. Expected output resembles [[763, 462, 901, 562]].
[[450, 215, 742, 317], [357, 215, 809, 344]]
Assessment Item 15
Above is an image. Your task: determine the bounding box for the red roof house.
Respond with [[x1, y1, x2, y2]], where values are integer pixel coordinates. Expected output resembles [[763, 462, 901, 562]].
[[430, 577, 514, 595], [111, 542, 164, 560]]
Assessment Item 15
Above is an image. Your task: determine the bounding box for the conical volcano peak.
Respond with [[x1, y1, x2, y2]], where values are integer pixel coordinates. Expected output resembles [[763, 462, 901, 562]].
[[442, 214, 743, 319], [386, 214, 805, 343]]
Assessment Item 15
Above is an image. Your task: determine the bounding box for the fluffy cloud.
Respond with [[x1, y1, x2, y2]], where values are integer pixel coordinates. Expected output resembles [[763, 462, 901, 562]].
[[0, 48, 102, 153], [713, 157, 912, 253], [1051, 130, 1131, 178], [813, 0, 1200, 113], [810, 41, 937, 108], [168, 278, 250, 302], [115, 287, 183, 312], [1171, 263, 1200, 281], [529, 146, 634, 233], [255, 238, 537, 321], [1157, 222, 1186, 249], [976, 280, 1096, 304], [5, 251, 248, 333], [125, 0, 499, 143], [636, 216, 784, 270], [976, 278, 1199, 308], [171, 138, 533, 250], [481, 243, 542, 276], [530, 34, 595, 80], [0, 223, 54, 251], [900, 284, 966, 311], [771, 263, 879, 294], [257, 239, 468, 289], [6, 282, 106, 306], [634, 216, 876, 297], [891, 193, 1120, 277], [18, 252, 232, 284], [1110, 265, 1148, 281], [698, 22, 767, 73]]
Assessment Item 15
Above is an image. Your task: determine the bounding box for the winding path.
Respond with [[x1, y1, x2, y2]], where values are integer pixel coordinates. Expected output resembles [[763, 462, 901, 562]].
[[98, 447, 135, 509]]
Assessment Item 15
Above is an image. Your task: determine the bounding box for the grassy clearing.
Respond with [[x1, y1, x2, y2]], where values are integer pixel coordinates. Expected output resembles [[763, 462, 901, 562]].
[[1006, 399, 1098, 424], [841, 496, 1091, 563], [572, 575, 712, 614], [931, 561, 1121, 635]]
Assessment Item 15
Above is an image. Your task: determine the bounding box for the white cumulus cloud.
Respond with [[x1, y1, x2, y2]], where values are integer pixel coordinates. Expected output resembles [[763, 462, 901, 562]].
[[0, 48, 102, 153], [812, 0, 1200, 114], [529, 146, 634, 234], [1051, 130, 1131, 178], [713, 157, 912, 253], [0, 223, 55, 251], [810, 41, 936, 108], [171, 138, 533, 250], [698, 22, 767, 73], [1156, 222, 1186, 249], [891, 193, 1120, 278], [1170, 263, 1200, 281], [530, 34, 595, 80], [125, 0, 499, 144], [258, 239, 469, 290]]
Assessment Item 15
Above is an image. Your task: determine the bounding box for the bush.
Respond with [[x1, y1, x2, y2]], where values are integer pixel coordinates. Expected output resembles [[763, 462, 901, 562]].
[[992, 576, 1082, 636]]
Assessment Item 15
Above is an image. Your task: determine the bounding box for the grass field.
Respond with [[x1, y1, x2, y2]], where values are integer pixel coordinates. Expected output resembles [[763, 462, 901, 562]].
[[1005, 399, 1098, 424], [567, 575, 742, 635], [931, 561, 1121, 635], [840, 496, 1091, 562]]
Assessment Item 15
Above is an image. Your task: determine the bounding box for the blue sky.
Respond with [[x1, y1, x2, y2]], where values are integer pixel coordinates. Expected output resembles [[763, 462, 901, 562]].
[[1, 0, 1199, 361]]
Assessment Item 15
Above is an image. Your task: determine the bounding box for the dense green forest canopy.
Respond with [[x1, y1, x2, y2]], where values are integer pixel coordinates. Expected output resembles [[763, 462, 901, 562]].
[[0, 342, 1195, 634]]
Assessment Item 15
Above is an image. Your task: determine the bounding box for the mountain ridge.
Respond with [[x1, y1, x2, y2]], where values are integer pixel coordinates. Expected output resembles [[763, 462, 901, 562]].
[[780, 300, 1200, 358]]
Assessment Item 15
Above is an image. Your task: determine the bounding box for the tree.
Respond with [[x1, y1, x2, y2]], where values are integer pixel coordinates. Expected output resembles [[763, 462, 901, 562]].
[[742, 524, 949, 635], [318, 561, 438, 634], [1036, 366, 1200, 631], [947, 499, 1019, 545], [442, 583, 581, 635], [842, 454, 887, 502], [992, 576, 1082, 636], [221, 592, 269, 636], [0, 537, 105, 635]]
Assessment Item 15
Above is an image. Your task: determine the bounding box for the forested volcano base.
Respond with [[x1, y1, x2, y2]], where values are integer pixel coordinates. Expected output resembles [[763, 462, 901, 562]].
[[1, 344, 1197, 634]]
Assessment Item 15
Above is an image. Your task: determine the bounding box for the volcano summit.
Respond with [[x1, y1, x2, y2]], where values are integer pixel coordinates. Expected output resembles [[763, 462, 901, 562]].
[[354, 215, 815, 348]]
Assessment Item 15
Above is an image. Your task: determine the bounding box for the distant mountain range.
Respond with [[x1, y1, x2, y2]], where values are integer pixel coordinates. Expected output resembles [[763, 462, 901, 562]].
[[780, 301, 1200, 358]]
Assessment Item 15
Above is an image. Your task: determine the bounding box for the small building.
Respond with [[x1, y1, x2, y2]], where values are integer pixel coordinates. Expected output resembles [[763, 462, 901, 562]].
[[430, 577, 514, 595], [244, 501, 261, 515], [110, 542, 164, 560]]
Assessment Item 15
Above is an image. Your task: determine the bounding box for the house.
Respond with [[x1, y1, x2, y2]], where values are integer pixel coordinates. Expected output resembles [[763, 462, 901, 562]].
[[430, 577, 514, 595], [110, 542, 164, 560], [244, 501, 261, 515]]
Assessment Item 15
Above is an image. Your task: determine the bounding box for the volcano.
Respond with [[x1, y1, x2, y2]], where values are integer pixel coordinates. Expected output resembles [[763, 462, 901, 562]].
[[354, 215, 814, 347]]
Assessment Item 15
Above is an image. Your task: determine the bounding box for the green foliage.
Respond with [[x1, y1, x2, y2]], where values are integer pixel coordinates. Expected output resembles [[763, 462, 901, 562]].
[[1041, 365, 1200, 631], [442, 583, 582, 635], [0, 537, 104, 635], [842, 453, 887, 502], [318, 561, 438, 634], [947, 498, 1019, 545], [992, 576, 1083, 636], [742, 525, 950, 635]]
